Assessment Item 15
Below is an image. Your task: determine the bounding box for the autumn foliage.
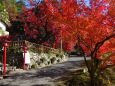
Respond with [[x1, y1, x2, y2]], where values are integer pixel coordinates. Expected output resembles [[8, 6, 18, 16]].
[[14, 0, 115, 85], [16, 0, 115, 64], [18, 0, 114, 64]]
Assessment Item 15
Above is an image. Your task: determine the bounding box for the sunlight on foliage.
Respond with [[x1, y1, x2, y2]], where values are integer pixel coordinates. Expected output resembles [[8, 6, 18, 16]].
[[0, 4, 9, 23]]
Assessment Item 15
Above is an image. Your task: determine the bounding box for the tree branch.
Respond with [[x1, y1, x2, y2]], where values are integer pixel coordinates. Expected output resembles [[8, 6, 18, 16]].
[[92, 34, 115, 58]]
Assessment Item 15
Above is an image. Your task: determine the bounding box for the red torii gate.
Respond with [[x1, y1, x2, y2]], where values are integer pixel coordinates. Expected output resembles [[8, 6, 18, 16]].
[[0, 36, 27, 77]]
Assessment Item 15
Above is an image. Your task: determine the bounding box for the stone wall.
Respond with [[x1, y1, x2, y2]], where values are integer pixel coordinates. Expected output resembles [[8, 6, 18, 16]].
[[28, 50, 68, 69]]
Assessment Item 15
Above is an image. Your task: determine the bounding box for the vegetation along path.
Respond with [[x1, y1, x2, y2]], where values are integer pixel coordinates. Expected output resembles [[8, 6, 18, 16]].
[[0, 57, 90, 86]]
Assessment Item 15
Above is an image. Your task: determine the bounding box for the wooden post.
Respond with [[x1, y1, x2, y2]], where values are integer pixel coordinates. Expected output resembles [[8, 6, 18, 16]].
[[23, 46, 26, 70], [3, 43, 7, 76]]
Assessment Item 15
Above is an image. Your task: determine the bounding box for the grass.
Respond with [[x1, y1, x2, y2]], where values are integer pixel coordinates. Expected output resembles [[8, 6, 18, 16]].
[[54, 67, 115, 86]]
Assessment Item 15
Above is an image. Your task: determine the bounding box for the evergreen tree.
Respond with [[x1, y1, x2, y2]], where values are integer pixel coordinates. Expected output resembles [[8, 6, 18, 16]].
[[16, 0, 25, 13]]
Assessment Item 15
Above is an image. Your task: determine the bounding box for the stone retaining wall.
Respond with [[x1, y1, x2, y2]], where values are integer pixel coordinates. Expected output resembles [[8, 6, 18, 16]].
[[28, 51, 68, 68]]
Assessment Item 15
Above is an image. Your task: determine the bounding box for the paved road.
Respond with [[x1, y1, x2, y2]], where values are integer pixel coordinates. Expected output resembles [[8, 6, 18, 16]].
[[0, 57, 90, 86]]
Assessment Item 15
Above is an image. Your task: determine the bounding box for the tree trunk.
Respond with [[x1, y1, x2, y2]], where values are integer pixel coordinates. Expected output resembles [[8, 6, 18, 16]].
[[90, 72, 96, 86]]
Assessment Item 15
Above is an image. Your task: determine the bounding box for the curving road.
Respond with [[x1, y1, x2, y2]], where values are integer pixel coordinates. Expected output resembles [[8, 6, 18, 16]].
[[0, 57, 90, 86]]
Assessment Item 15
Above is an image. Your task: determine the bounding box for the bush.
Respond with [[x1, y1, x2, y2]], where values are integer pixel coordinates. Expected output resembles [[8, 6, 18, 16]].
[[66, 67, 115, 86], [66, 73, 90, 86], [101, 67, 115, 86], [51, 57, 56, 64]]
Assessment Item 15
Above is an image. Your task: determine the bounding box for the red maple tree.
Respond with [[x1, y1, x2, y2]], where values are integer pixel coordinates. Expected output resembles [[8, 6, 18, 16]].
[[44, 0, 115, 85], [15, 0, 115, 85]]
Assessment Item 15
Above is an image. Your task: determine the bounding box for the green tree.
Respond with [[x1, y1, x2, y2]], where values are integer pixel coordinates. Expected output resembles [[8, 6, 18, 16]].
[[16, 0, 25, 13], [0, 3, 9, 23], [2, 0, 18, 17]]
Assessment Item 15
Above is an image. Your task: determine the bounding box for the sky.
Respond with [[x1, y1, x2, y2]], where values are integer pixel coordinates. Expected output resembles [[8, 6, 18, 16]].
[[16, 0, 30, 6], [85, 0, 90, 6], [16, 0, 42, 7]]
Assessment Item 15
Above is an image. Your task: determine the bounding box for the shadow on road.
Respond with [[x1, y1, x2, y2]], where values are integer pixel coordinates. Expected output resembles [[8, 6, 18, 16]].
[[0, 57, 88, 86]]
